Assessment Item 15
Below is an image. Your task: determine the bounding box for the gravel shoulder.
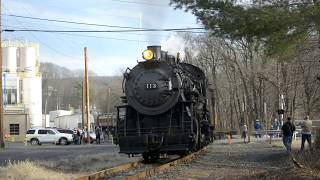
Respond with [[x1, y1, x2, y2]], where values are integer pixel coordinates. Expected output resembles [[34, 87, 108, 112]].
[[151, 139, 320, 180]]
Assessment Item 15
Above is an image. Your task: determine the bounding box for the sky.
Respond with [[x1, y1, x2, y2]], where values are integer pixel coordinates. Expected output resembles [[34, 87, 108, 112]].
[[2, 0, 203, 76]]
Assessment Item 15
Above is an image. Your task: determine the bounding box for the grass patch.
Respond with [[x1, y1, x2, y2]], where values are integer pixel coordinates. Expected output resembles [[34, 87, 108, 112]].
[[293, 130, 320, 172], [0, 152, 139, 180], [39, 152, 139, 173], [294, 150, 320, 170], [0, 161, 67, 180]]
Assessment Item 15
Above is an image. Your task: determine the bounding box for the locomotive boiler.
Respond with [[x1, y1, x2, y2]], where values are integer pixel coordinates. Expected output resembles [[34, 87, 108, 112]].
[[115, 46, 213, 162]]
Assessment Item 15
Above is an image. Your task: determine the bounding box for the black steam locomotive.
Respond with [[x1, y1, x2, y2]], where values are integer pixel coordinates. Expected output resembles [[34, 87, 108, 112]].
[[115, 46, 213, 162]]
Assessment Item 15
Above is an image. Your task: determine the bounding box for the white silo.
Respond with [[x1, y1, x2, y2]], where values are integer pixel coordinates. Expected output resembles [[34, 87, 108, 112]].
[[22, 74, 42, 127], [1, 41, 42, 128], [18, 44, 42, 128], [2, 46, 17, 72], [19, 46, 37, 72]]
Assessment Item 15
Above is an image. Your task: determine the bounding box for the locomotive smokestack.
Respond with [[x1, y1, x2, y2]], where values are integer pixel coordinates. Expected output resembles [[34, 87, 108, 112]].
[[147, 46, 161, 60]]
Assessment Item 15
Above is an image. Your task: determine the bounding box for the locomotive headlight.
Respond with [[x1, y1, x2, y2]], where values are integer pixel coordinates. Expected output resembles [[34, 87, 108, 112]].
[[142, 49, 154, 61]]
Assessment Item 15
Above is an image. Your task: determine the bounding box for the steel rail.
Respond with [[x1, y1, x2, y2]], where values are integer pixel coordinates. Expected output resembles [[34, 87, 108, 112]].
[[73, 147, 207, 180], [74, 161, 143, 180], [126, 147, 207, 180]]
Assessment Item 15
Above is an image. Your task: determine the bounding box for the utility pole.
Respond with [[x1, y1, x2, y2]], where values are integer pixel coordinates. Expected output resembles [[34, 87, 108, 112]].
[[107, 88, 111, 115], [82, 81, 85, 130], [84, 47, 91, 134], [0, 0, 5, 148]]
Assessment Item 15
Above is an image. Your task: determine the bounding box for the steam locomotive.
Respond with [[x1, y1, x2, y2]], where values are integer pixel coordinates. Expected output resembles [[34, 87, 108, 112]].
[[115, 46, 213, 162]]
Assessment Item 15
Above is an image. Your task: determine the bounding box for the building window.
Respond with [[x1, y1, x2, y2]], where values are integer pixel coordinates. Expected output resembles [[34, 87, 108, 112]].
[[9, 124, 19, 135]]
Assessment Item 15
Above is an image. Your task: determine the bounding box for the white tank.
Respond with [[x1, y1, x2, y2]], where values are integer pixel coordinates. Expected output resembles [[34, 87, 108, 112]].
[[49, 110, 73, 123], [23, 75, 42, 127], [2, 47, 17, 72], [19, 46, 37, 72]]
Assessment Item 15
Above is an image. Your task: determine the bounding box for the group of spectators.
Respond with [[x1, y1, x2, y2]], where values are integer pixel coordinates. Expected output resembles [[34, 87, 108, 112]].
[[240, 116, 313, 154], [73, 126, 106, 145], [282, 116, 313, 154], [73, 128, 88, 145], [240, 120, 262, 143]]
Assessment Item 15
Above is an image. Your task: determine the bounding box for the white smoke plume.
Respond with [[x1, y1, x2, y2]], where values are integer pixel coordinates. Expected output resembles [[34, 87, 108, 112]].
[[161, 34, 186, 60]]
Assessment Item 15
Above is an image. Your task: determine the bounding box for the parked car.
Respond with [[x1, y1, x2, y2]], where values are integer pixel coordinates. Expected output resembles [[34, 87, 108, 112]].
[[56, 129, 74, 135], [56, 129, 76, 143], [26, 128, 73, 145]]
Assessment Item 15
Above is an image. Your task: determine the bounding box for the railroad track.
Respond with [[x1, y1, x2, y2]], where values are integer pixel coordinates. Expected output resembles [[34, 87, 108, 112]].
[[74, 147, 207, 180]]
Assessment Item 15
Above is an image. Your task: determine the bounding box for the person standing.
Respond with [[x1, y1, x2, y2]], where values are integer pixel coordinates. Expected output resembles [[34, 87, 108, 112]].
[[96, 126, 101, 144], [241, 124, 248, 143], [254, 120, 262, 138], [75, 129, 81, 145], [300, 115, 312, 151], [82, 128, 88, 144], [281, 117, 296, 153]]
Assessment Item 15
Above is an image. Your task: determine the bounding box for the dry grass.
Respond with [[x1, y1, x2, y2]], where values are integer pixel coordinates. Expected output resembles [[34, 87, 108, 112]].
[[294, 150, 320, 170], [269, 135, 320, 172], [0, 152, 139, 180], [38, 152, 139, 173], [0, 161, 67, 180], [293, 130, 320, 173]]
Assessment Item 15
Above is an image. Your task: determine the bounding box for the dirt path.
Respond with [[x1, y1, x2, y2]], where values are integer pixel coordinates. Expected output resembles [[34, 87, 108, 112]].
[[151, 139, 319, 179]]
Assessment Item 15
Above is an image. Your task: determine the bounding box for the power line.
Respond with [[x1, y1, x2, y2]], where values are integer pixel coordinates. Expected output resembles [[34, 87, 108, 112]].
[[2, 14, 205, 31], [2, 25, 160, 44], [3, 28, 206, 33], [52, 32, 159, 43], [4, 14, 193, 30], [3, 17, 90, 31], [2, 14, 144, 29], [17, 3, 85, 52], [1, 21, 176, 36], [2, 6, 82, 60]]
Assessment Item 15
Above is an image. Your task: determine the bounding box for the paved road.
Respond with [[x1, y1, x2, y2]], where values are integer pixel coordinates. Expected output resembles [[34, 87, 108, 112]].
[[0, 142, 119, 166]]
